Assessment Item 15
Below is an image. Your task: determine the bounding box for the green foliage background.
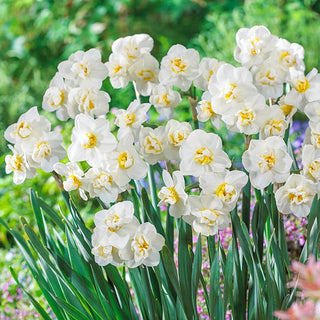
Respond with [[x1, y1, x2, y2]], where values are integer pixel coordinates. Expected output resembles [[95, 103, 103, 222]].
[[0, 0, 320, 316]]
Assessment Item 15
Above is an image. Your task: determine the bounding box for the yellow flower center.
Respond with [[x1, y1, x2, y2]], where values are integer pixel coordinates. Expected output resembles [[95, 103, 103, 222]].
[[194, 147, 213, 165], [216, 182, 236, 202], [238, 109, 254, 125], [137, 236, 150, 255], [258, 153, 276, 171], [200, 101, 215, 118], [164, 187, 179, 204], [94, 173, 113, 190], [14, 122, 31, 139], [34, 142, 51, 159], [118, 152, 134, 169], [224, 83, 237, 100], [10, 155, 23, 172], [83, 132, 97, 148], [171, 58, 187, 73], [124, 112, 135, 125], [250, 37, 260, 55], [137, 69, 155, 81], [69, 175, 81, 188], [288, 187, 308, 205], [144, 136, 162, 154], [113, 65, 122, 74], [162, 93, 170, 106], [280, 104, 294, 116], [296, 78, 310, 93], [308, 160, 320, 178], [105, 214, 121, 232]]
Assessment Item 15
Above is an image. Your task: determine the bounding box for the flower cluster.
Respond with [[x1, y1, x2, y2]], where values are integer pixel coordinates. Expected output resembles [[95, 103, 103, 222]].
[[91, 201, 165, 268], [4, 26, 320, 272]]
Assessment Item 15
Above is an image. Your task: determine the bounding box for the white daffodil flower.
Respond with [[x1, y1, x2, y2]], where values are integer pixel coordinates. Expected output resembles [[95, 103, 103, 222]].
[[194, 58, 225, 91], [68, 114, 117, 167], [53, 162, 87, 200], [94, 201, 140, 249], [138, 126, 166, 165], [208, 63, 258, 116], [67, 87, 110, 118], [28, 131, 66, 173], [42, 73, 70, 121], [164, 119, 192, 161], [107, 134, 148, 187], [305, 101, 320, 128], [221, 93, 267, 135], [272, 38, 305, 77], [305, 123, 320, 150], [121, 222, 165, 268], [5, 144, 36, 185], [83, 167, 122, 205], [158, 170, 190, 218], [159, 44, 200, 91], [301, 144, 320, 183], [199, 170, 248, 211], [91, 228, 124, 267], [179, 129, 231, 177], [149, 84, 182, 119], [4, 107, 51, 151], [278, 91, 298, 120], [111, 34, 153, 61], [105, 53, 130, 89], [242, 136, 292, 190], [252, 59, 286, 99], [183, 195, 229, 236], [275, 174, 318, 218], [128, 53, 159, 96], [115, 100, 151, 141], [58, 48, 108, 88], [290, 68, 320, 109], [234, 25, 278, 68], [196, 91, 221, 129], [259, 106, 288, 139]]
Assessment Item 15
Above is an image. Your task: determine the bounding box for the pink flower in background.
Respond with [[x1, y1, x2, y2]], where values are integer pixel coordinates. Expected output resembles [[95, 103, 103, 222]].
[[274, 300, 319, 320]]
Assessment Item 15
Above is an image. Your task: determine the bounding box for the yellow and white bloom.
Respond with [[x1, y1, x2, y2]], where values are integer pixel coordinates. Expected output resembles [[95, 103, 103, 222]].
[[128, 53, 159, 96], [53, 162, 87, 200], [67, 87, 110, 118], [114, 100, 151, 141], [290, 68, 320, 109], [208, 63, 258, 115], [121, 222, 165, 268], [149, 84, 182, 119], [179, 129, 231, 177], [196, 91, 221, 129], [138, 126, 166, 165], [29, 131, 66, 173], [194, 58, 225, 91], [159, 44, 200, 91], [183, 195, 229, 236], [58, 48, 108, 88], [107, 134, 148, 187], [252, 59, 286, 99], [94, 201, 140, 249], [83, 167, 122, 205], [221, 93, 267, 135], [68, 114, 117, 167], [275, 174, 318, 218], [259, 105, 288, 139], [42, 73, 70, 121], [302, 144, 320, 183], [158, 170, 190, 218], [164, 119, 192, 161], [91, 229, 124, 267], [305, 101, 320, 128], [4, 106, 51, 150], [5, 144, 36, 185], [271, 38, 305, 77], [242, 136, 292, 190], [199, 170, 248, 211], [278, 91, 298, 120], [105, 53, 130, 89], [234, 25, 278, 68], [111, 34, 153, 61]]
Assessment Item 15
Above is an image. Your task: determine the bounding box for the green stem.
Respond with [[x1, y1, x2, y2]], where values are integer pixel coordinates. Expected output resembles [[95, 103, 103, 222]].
[[148, 165, 159, 213]]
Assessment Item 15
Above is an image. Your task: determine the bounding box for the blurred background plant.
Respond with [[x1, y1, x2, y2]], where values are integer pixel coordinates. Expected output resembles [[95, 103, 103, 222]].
[[1, 0, 320, 317]]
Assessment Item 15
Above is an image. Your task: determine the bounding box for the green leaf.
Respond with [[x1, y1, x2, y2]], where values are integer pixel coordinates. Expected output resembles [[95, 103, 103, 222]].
[[10, 267, 52, 320], [191, 234, 202, 319], [30, 189, 46, 245]]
